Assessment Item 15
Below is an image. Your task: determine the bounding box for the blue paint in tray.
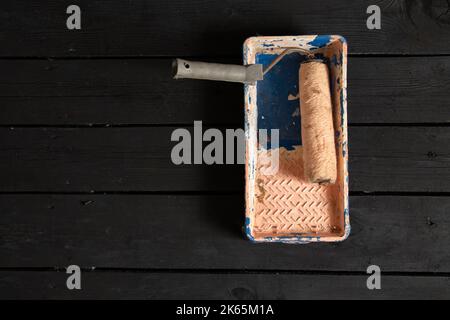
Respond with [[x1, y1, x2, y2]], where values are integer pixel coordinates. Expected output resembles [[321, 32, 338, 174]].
[[256, 53, 306, 150], [307, 35, 332, 49], [255, 52, 331, 150]]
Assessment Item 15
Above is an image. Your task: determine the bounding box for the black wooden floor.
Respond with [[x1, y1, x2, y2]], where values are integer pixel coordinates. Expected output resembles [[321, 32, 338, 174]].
[[0, 0, 450, 300]]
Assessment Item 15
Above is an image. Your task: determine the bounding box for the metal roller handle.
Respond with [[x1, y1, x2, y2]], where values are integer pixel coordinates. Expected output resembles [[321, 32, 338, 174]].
[[172, 58, 263, 84]]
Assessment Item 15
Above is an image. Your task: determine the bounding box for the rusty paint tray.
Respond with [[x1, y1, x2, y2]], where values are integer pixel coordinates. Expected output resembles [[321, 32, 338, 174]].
[[244, 35, 350, 243]]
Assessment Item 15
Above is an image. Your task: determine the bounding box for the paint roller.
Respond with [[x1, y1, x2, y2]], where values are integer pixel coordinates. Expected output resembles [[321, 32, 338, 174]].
[[173, 50, 337, 185], [299, 61, 336, 184]]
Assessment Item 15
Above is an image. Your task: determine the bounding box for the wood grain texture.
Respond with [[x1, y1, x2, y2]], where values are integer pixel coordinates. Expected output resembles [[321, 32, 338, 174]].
[[0, 127, 448, 192], [1, 195, 449, 272], [1, 1, 450, 57], [0, 57, 449, 125], [1, 270, 449, 299], [351, 126, 450, 192], [0, 59, 243, 126], [1, 0, 449, 300]]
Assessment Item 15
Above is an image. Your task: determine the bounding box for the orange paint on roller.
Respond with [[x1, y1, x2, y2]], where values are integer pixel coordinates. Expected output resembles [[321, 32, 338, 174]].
[[299, 61, 337, 185]]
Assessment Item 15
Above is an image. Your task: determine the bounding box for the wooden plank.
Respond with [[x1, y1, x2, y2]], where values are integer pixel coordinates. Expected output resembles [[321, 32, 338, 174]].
[[1, 1, 450, 56], [0, 57, 449, 125], [350, 126, 450, 192], [349, 56, 450, 124], [0, 59, 243, 126], [0, 127, 449, 192], [0, 271, 449, 299], [1, 195, 449, 272]]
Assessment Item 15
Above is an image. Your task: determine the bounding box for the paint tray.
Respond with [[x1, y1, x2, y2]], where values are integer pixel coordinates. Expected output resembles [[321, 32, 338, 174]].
[[244, 35, 350, 243]]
